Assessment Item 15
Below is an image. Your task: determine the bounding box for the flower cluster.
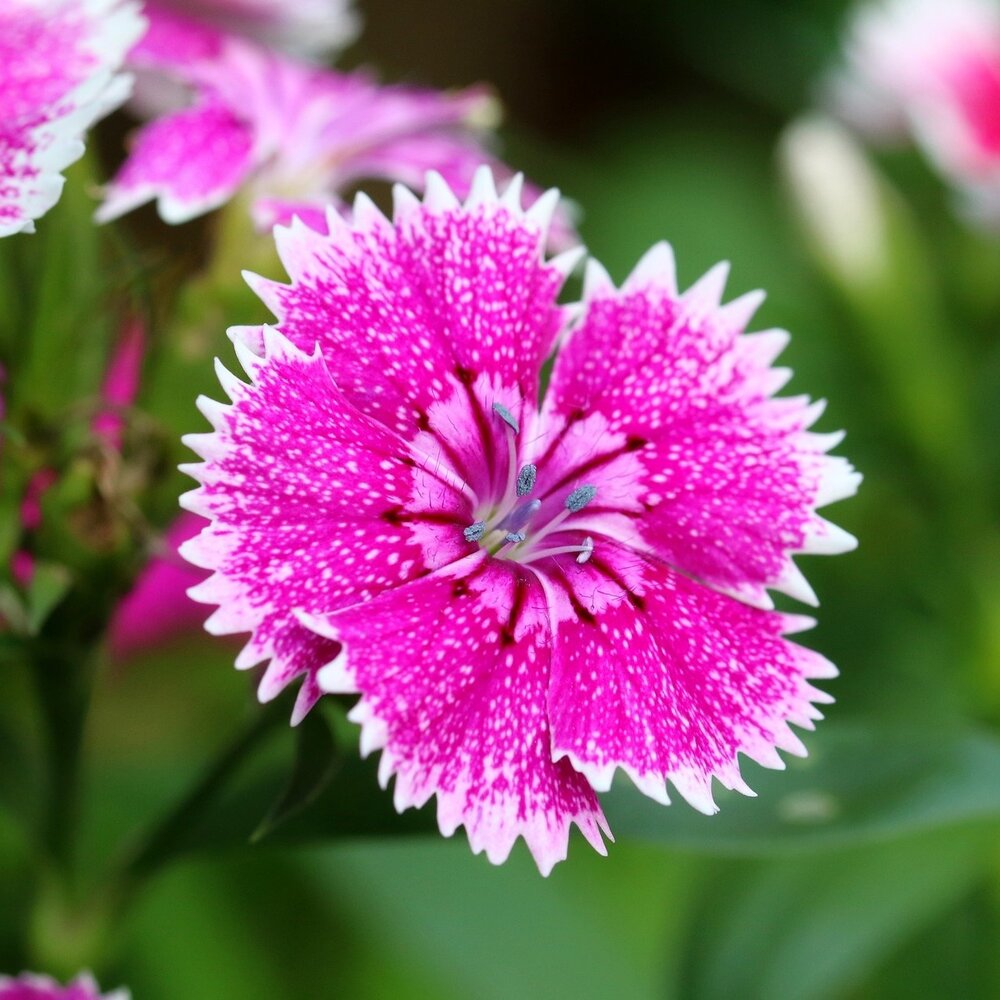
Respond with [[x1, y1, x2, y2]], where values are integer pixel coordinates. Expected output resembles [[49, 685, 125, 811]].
[[0, 0, 144, 238], [834, 0, 1000, 218], [181, 168, 859, 873]]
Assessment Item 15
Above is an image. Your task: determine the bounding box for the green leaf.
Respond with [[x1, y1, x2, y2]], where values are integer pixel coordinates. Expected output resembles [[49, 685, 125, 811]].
[[606, 724, 1000, 854], [300, 839, 701, 1000], [25, 561, 73, 635], [673, 825, 994, 1000], [0, 154, 117, 421], [853, 880, 1000, 999], [251, 707, 339, 843], [0, 586, 28, 634]]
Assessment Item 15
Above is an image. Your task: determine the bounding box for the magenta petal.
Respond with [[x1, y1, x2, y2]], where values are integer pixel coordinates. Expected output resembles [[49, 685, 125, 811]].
[[543, 548, 836, 812], [129, 5, 225, 78], [93, 314, 145, 448], [245, 177, 568, 435], [142, 0, 358, 63], [545, 254, 859, 607], [98, 97, 255, 224], [106, 513, 207, 661], [181, 328, 459, 716], [0, 0, 145, 237], [307, 555, 610, 875]]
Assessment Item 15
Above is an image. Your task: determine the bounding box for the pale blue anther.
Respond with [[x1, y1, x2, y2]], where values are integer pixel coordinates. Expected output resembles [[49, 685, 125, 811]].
[[565, 485, 597, 512], [492, 402, 519, 434], [463, 521, 486, 543], [516, 463, 537, 496], [505, 531, 526, 544]]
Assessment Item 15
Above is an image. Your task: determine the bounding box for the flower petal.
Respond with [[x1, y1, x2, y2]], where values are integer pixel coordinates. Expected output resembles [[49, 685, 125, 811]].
[[544, 254, 860, 606], [307, 554, 610, 875], [106, 513, 207, 661], [0, 0, 145, 237], [241, 168, 571, 437], [541, 546, 836, 812], [97, 96, 256, 224], [180, 327, 466, 718]]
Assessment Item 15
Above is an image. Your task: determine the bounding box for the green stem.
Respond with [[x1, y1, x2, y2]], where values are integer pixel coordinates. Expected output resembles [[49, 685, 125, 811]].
[[31, 642, 93, 877], [114, 699, 286, 889]]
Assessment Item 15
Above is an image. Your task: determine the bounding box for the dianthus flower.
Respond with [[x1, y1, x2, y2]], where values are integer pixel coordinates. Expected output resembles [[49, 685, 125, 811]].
[[181, 169, 860, 873], [0, 972, 128, 1000], [0, 0, 144, 238], [98, 7, 567, 241], [834, 0, 1000, 218], [107, 512, 207, 660], [140, 0, 358, 61]]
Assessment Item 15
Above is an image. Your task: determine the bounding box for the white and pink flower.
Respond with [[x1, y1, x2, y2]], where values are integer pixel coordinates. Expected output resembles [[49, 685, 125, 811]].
[[99, 6, 570, 242], [141, 0, 359, 61], [0, 971, 128, 1000], [180, 169, 859, 873], [0, 0, 145, 238], [834, 0, 1000, 217]]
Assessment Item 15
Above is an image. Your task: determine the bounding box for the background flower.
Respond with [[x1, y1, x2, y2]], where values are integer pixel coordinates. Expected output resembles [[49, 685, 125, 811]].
[[143, 0, 359, 61], [831, 0, 1000, 219], [0, 0, 145, 237], [0, 972, 127, 1000], [99, 4, 573, 245]]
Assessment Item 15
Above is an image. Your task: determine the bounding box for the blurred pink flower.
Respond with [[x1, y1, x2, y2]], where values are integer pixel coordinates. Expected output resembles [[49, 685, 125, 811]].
[[93, 314, 145, 449], [834, 0, 1000, 218], [107, 511, 207, 660], [0, 971, 128, 1000], [10, 468, 58, 587], [99, 6, 575, 246], [141, 0, 358, 63], [0, 0, 145, 237], [88, 316, 207, 661], [179, 168, 858, 872]]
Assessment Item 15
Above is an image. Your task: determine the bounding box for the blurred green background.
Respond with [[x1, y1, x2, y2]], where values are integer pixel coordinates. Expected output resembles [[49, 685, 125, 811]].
[[3, 0, 1000, 997]]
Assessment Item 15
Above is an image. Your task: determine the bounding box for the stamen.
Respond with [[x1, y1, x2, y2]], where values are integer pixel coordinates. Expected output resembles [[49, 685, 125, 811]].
[[492, 402, 519, 434], [504, 531, 526, 544], [565, 485, 597, 512], [512, 484, 599, 556], [463, 521, 486, 542], [519, 537, 596, 566], [516, 463, 537, 496]]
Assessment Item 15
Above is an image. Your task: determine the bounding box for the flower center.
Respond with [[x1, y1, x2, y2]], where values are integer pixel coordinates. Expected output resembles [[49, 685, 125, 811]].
[[463, 403, 596, 566]]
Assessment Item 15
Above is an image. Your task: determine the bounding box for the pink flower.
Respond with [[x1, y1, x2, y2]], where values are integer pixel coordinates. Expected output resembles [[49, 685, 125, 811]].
[[180, 169, 860, 873], [106, 512, 208, 660], [138, 0, 358, 64], [834, 0, 1000, 217], [98, 7, 573, 245], [10, 469, 58, 587], [89, 318, 208, 660], [0, 972, 128, 1000], [93, 314, 145, 449], [0, 0, 145, 238]]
